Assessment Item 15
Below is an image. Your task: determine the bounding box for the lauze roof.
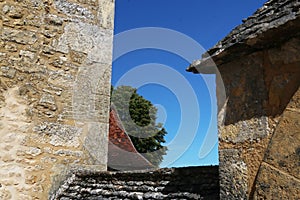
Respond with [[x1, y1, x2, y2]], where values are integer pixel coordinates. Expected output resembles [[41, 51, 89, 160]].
[[187, 0, 300, 73]]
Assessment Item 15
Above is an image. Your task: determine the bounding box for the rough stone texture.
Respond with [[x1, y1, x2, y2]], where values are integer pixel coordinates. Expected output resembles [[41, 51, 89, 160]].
[[84, 122, 109, 165], [54, 0, 95, 21], [215, 51, 273, 198], [55, 22, 113, 63], [0, 0, 114, 198], [253, 163, 300, 199], [186, 0, 300, 73], [253, 88, 300, 199], [33, 122, 82, 147], [207, 0, 300, 61], [264, 109, 300, 179], [51, 166, 220, 200], [216, 36, 300, 199], [186, 0, 300, 198], [219, 149, 247, 199], [0, 87, 33, 200]]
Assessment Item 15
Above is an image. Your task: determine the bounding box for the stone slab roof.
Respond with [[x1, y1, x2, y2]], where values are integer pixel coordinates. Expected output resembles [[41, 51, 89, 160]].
[[187, 0, 300, 73], [51, 166, 219, 200]]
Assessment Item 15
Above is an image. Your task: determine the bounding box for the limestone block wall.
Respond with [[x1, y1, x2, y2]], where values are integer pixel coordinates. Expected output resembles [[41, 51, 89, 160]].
[[218, 37, 300, 199], [0, 0, 114, 199], [253, 88, 300, 199]]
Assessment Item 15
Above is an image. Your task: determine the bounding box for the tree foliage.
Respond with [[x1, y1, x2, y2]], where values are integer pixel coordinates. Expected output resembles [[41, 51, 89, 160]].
[[111, 85, 168, 166]]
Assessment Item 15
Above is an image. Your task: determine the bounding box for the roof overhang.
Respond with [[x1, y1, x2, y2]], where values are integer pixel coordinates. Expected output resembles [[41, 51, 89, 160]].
[[187, 0, 300, 73]]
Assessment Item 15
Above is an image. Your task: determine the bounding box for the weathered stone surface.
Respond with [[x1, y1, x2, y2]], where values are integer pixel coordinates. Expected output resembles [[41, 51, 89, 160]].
[[264, 109, 300, 179], [252, 87, 300, 198], [253, 163, 300, 199], [72, 64, 110, 123], [0, 1, 115, 197], [0, 87, 31, 199], [3, 5, 24, 19], [39, 93, 57, 111], [1, 27, 38, 45], [268, 38, 300, 65], [187, 1, 300, 198], [33, 122, 82, 147], [45, 14, 65, 26], [54, 0, 95, 20], [84, 122, 109, 165], [216, 41, 300, 199], [215, 50, 275, 198], [1, 66, 16, 79], [0, 1, 114, 193], [19, 50, 35, 60], [186, 0, 300, 72], [287, 87, 300, 110], [219, 149, 247, 199], [264, 46, 300, 116], [26, 147, 42, 156], [221, 52, 267, 122], [51, 166, 219, 200], [54, 22, 113, 64], [219, 116, 269, 143], [0, 2, 113, 198], [97, 0, 115, 29], [54, 149, 83, 157]]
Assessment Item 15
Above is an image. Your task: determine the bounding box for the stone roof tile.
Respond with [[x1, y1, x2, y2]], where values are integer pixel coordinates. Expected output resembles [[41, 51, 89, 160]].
[[187, 0, 300, 73]]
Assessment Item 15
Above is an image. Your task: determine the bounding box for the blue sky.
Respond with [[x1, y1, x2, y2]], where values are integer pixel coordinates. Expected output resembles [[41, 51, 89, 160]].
[[111, 0, 266, 167]]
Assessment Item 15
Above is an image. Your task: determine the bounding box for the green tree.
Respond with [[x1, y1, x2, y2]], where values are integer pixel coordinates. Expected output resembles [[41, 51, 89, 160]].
[[111, 85, 168, 167]]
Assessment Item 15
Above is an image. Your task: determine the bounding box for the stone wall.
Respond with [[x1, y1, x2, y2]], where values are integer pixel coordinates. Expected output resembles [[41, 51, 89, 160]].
[[218, 36, 300, 199], [0, 0, 114, 198], [253, 82, 300, 199], [51, 166, 220, 200]]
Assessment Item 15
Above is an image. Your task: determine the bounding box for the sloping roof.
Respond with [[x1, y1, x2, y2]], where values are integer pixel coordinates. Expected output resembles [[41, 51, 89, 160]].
[[187, 0, 300, 73], [108, 107, 154, 171], [109, 108, 137, 153], [51, 166, 219, 200]]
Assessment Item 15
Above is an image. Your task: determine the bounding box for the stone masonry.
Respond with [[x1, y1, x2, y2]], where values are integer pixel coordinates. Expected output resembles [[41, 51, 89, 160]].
[[51, 166, 219, 200], [187, 0, 300, 199], [2, 0, 300, 199], [0, 0, 114, 198]]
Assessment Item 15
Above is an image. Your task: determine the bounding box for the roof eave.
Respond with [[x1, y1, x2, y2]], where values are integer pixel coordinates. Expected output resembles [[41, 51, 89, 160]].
[[186, 0, 300, 74]]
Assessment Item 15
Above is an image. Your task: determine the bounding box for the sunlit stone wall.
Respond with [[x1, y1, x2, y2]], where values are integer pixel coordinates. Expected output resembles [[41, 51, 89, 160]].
[[0, 0, 114, 198]]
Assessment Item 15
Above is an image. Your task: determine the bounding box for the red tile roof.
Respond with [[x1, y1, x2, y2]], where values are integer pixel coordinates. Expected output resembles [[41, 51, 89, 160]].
[[108, 107, 154, 171]]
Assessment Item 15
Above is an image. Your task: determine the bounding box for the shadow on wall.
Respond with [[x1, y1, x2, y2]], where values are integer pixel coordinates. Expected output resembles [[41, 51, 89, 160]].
[[186, 1, 300, 199], [219, 31, 300, 126]]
